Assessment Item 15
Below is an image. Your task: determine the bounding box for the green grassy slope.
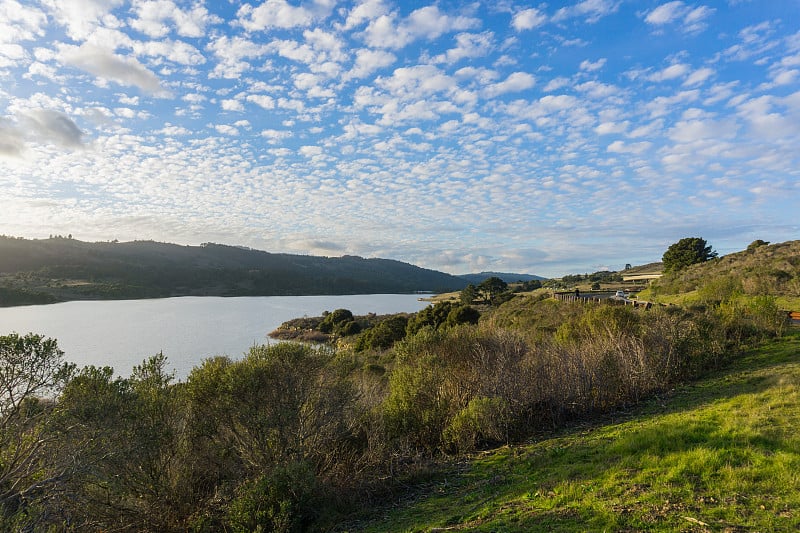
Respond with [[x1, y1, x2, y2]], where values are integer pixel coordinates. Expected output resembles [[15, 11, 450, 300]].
[[349, 330, 800, 532]]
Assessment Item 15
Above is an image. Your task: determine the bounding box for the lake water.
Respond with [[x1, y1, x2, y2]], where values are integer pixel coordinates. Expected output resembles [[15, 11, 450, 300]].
[[0, 295, 431, 380]]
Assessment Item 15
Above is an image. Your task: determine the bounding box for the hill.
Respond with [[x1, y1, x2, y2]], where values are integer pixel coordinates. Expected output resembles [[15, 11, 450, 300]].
[[622, 261, 663, 275], [349, 330, 800, 532], [0, 236, 467, 306], [644, 240, 800, 306], [459, 272, 546, 285]]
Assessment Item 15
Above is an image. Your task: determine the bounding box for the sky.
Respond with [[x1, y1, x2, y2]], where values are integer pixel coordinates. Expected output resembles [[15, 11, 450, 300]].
[[1, 0, 798, 277]]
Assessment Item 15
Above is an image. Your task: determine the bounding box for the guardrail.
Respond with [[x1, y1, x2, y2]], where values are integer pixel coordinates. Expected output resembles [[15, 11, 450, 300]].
[[553, 292, 654, 309]]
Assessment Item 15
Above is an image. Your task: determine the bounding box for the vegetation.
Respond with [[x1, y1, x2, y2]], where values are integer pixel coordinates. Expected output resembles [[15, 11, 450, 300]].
[[661, 237, 718, 273], [355, 330, 800, 532], [644, 240, 800, 307], [1, 239, 797, 530], [0, 236, 467, 306]]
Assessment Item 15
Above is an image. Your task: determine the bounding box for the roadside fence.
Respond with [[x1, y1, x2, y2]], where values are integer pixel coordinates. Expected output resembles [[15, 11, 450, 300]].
[[553, 292, 654, 309]]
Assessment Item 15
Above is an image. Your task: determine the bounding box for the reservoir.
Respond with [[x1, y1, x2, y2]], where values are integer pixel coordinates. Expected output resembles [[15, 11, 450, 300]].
[[0, 294, 430, 379]]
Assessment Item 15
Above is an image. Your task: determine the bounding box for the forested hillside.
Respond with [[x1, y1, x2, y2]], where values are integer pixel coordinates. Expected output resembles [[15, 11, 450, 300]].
[[0, 236, 467, 305]]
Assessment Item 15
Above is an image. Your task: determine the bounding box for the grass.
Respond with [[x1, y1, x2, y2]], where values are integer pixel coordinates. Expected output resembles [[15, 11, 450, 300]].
[[637, 288, 800, 313], [345, 330, 800, 532]]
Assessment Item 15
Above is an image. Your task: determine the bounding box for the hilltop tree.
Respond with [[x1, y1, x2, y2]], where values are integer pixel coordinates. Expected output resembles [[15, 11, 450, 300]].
[[747, 239, 769, 251], [662, 237, 718, 272], [478, 276, 508, 304]]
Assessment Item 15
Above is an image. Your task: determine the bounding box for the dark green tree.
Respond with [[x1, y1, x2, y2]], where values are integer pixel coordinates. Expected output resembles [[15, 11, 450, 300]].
[[460, 284, 478, 305], [357, 315, 409, 350], [662, 237, 717, 272], [318, 309, 354, 333], [444, 305, 480, 328], [477, 277, 508, 304]]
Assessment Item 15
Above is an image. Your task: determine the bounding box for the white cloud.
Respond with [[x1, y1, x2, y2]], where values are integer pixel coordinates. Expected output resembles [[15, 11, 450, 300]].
[[645, 2, 714, 33], [668, 116, 738, 143], [0, 119, 25, 157], [552, 0, 621, 24], [19, 109, 86, 147], [343, 0, 389, 30], [40, 0, 125, 40], [483, 72, 535, 97], [645, 1, 684, 24], [59, 43, 166, 95], [130, 0, 220, 38], [237, 0, 328, 31], [434, 31, 494, 64], [648, 63, 689, 82], [207, 35, 269, 79], [770, 69, 798, 86], [580, 58, 606, 71], [347, 48, 396, 79], [595, 121, 627, 135], [214, 124, 239, 136], [0, 0, 48, 44], [221, 99, 244, 112], [132, 39, 206, 65], [0, 43, 26, 67], [299, 145, 323, 157], [512, 8, 547, 31], [260, 129, 292, 143], [607, 140, 651, 154], [156, 124, 190, 136], [683, 67, 714, 86], [246, 94, 276, 110], [543, 77, 570, 92], [628, 119, 664, 138], [363, 6, 480, 49], [683, 6, 714, 33]]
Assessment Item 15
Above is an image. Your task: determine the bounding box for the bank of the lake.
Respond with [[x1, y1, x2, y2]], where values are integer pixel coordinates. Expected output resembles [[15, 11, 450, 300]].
[[0, 294, 430, 379]]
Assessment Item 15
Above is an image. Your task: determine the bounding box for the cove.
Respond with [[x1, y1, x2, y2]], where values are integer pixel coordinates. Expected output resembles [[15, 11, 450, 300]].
[[0, 294, 430, 379]]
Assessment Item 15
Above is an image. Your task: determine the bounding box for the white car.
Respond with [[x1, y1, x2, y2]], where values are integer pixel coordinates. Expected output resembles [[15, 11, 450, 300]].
[[614, 290, 626, 299]]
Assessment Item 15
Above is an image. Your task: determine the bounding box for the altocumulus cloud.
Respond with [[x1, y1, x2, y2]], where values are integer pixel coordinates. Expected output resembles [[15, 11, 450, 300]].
[[0, 0, 798, 276]]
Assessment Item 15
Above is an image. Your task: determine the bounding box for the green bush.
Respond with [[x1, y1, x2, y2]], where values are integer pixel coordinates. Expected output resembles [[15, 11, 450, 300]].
[[355, 315, 409, 351], [406, 301, 480, 336], [443, 397, 511, 453], [382, 327, 529, 453], [226, 461, 320, 533], [318, 309, 354, 333]]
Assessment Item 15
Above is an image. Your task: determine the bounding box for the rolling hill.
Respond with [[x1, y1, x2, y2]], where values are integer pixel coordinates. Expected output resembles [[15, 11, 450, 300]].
[[458, 271, 546, 285], [0, 236, 468, 306]]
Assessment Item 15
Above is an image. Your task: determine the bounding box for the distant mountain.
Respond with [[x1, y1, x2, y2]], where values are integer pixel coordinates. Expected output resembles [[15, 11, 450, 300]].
[[0, 236, 468, 306], [458, 272, 546, 285]]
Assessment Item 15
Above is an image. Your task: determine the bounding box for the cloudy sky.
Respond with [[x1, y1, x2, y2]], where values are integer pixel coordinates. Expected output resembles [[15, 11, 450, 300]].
[[1, 0, 798, 277]]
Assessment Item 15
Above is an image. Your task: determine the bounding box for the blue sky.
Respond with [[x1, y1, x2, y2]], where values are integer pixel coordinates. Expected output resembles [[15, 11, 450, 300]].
[[1, 0, 798, 277]]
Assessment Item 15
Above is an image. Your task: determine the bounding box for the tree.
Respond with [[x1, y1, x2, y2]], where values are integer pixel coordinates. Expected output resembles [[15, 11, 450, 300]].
[[477, 277, 508, 304], [0, 334, 73, 525], [460, 284, 478, 305], [318, 309, 354, 334], [662, 237, 717, 272]]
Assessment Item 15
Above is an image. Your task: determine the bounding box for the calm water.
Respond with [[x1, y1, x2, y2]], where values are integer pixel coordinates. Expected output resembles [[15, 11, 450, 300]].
[[0, 295, 430, 379]]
